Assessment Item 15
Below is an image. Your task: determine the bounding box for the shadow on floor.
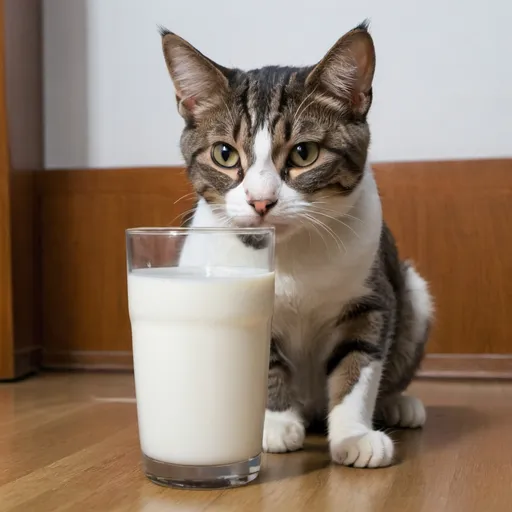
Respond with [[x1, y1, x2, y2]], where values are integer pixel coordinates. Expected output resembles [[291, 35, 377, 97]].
[[393, 404, 488, 462]]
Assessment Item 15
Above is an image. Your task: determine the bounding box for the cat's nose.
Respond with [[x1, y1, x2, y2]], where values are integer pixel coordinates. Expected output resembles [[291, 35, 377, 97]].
[[247, 199, 278, 216]]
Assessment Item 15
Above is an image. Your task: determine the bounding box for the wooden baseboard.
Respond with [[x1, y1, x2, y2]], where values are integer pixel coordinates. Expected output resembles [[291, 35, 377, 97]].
[[41, 351, 512, 380], [418, 354, 512, 380], [43, 350, 133, 371], [14, 345, 41, 378]]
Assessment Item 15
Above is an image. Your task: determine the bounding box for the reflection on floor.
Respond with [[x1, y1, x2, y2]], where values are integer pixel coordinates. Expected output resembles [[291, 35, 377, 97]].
[[1, 373, 511, 511]]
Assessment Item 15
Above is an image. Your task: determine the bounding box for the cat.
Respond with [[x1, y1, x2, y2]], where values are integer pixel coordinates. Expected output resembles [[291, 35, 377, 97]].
[[159, 21, 433, 468]]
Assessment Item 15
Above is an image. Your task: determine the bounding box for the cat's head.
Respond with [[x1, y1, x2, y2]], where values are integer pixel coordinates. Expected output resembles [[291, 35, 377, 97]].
[[161, 22, 375, 240]]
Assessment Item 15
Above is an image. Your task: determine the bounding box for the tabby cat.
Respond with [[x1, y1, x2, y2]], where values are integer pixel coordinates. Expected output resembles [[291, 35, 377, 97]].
[[160, 21, 433, 468]]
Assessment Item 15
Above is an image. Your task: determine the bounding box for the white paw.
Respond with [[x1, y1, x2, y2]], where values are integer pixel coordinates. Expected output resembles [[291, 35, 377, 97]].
[[330, 428, 394, 468], [379, 395, 426, 428], [262, 409, 305, 453]]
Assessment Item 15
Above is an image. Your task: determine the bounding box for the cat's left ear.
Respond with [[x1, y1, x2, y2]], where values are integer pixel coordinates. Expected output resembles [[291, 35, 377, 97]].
[[306, 21, 375, 115]]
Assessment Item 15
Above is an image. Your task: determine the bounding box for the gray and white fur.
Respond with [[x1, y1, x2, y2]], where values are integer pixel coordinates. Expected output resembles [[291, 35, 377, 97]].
[[160, 21, 434, 468]]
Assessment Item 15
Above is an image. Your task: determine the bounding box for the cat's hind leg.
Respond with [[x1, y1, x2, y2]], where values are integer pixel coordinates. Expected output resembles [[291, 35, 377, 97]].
[[377, 394, 426, 428], [377, 263, 433, 429]]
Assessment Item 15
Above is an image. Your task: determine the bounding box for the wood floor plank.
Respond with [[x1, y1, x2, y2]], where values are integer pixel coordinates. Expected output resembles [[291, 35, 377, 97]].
[[0, 374, 511, 511]]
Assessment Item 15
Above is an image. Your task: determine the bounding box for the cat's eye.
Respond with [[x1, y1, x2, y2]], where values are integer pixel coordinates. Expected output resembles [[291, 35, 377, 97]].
[[211, 143, 240, 168], [287, 142, 320, 168]]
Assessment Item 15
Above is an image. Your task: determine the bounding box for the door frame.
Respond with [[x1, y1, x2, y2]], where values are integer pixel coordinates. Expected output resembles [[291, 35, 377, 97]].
[[0, 0, 15, 380]]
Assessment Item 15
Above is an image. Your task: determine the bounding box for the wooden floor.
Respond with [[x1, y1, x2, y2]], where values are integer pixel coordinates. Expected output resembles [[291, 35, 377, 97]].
[[1, 374, 511, 511]]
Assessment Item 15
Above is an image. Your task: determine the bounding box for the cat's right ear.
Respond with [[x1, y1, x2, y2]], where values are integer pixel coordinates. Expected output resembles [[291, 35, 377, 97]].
[[160, 27, 229, 121], [306, 21, 375, 116]]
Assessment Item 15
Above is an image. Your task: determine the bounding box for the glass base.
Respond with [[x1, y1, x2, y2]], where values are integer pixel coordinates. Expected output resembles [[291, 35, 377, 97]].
[[143, 453, 261, 489]]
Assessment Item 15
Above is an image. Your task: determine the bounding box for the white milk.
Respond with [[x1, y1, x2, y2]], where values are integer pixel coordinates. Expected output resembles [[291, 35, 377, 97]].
[[128, 267, 275, 466]]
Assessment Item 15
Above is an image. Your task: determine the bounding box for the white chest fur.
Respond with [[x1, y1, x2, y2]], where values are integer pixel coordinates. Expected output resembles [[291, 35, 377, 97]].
[[182, 169, 382, 345], [275, 173, 382, 353]]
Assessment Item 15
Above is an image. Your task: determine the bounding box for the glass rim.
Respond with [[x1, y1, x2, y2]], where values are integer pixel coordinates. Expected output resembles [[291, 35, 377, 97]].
[[125, 226, 275, 236]]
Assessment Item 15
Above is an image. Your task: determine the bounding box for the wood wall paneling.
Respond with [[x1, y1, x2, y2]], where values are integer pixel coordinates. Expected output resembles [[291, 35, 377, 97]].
[[38, 168, 194, 367], [37, 160, 512, 377], [377, 159, 512, 355]]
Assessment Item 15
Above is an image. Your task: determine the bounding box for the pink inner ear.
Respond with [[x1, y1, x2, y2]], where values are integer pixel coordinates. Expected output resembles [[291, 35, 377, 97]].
[[181, 96, 196, 112], [352, 92, 365, 108]]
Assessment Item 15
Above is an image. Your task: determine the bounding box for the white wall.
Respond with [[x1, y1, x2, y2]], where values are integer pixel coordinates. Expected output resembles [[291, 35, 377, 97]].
[[43, 0, 512, 168]]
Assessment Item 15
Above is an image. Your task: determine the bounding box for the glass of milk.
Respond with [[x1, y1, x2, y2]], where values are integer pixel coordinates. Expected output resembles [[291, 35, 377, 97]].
[[126, 227, 275, 489]]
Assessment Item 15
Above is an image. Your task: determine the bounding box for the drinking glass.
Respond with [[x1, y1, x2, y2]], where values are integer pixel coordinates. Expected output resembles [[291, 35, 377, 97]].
[[126, 227, 275, 489]]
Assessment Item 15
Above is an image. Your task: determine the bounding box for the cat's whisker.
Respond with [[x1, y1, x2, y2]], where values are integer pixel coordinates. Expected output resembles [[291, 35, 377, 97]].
[[170, 207, 197, 225], [341, 213, 365, 225], [294, 216, 312, 249], [316, 217, 347, 255], [305, 213, 344, 254], [303, 213, 346, 255], [219, 213, 232, 226], [173, 191, 197, 205], [311, 193, 356, 206], [295, 215, 313, 248], [176, 207, 197, 217], [317, 217, 347, 254], [302, 218, 313, 249], [208, 206, 233, 228], [312, 194, 342, 201], [306, 208, 361, 239], [298, 213, 330, 254], [310, 202, 366, 225], [309, 195, 342, 205]]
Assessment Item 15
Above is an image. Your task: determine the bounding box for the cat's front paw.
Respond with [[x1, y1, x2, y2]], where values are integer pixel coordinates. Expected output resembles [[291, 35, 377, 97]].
[[330, 428, 394, 468], [263, 409, 305, 453]]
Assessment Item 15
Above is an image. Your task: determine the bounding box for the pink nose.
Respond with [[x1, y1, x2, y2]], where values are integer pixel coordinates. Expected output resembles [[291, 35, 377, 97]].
[[248, 199, 278, 216]]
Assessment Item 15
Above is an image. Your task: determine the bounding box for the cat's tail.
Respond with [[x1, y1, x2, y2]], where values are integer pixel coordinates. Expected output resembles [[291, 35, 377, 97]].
[[402, 261, 434, 345]]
